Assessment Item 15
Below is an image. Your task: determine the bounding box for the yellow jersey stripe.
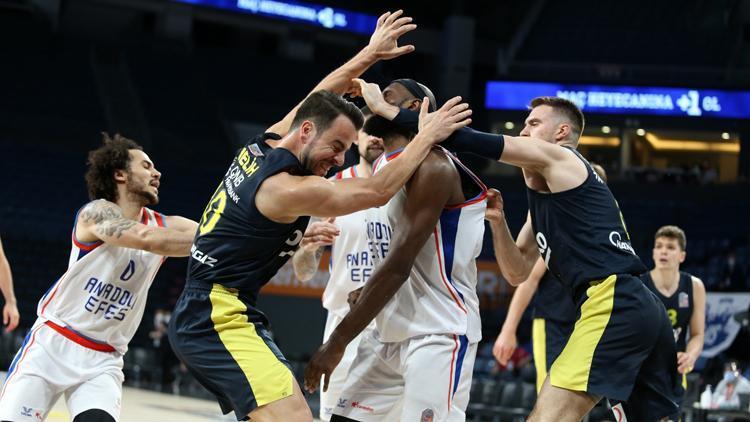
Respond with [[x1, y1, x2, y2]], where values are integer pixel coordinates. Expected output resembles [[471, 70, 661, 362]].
[[550, 275, 616, 391], [209, 284, 293, 407]]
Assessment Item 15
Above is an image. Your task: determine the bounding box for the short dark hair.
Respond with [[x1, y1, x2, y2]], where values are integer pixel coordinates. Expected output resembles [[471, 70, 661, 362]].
[[655, 225, 687, 251], [530, 96, 585, 136], [85, 133, 142, 202], [290, 90, 364, 134]]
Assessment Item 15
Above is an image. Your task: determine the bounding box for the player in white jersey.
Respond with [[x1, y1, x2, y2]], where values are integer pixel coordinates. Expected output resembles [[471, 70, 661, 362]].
[[304, 81, 487, 422], [0, 133, 198, 422], [292, 109, 385, 421]]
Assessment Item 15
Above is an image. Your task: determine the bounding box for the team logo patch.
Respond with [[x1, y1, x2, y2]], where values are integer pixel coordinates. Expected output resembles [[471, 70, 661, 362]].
[[247, 143, 264, 157], [420, 408, 435, 422], [679, 292, 689, 308]]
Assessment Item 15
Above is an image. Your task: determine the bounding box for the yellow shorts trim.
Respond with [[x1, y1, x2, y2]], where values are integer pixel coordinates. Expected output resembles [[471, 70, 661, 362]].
[[550, 275, 616, 392], [532, 318, 547, 393], [209, 284, 293, 407]]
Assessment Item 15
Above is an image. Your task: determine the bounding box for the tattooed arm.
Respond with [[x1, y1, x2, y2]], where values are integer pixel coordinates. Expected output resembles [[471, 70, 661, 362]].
[[75, 200, 194, 257]]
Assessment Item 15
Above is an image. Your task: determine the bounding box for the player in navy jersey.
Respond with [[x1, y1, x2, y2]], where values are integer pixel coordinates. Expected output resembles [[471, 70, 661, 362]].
[[491, 164, 608, 393], [168, 76, 471, 422], [642, 225, 705, 414]]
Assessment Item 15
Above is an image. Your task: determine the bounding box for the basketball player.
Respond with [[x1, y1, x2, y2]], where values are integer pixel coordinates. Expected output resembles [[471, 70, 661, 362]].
[[465, 97, 681, 421], [303, 80, 487, 422], [167, 84, 471, 422], [0, 133, 198, 422], [491, 164, 607, 392], [642, 226, 705, 396], [0, 236, 19, 332], [291, 108, 385, 421]]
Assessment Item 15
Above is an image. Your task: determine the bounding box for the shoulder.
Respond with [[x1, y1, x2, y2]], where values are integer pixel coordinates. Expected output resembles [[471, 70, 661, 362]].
[[414, 148, 457, 180], [690, 275, 706, 294], [78, 199, 123, 223]]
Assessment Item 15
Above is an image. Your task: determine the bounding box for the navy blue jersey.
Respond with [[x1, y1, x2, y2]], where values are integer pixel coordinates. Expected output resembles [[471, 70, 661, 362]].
[[642, 271, 694, 351], [527, 148, 646, 301], [187, 133, 311, 305], [533, 271, 576, 323]]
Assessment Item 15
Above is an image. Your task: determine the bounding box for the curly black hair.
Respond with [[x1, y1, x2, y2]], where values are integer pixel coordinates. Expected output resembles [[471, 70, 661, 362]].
[[85, 133, 142, 202]]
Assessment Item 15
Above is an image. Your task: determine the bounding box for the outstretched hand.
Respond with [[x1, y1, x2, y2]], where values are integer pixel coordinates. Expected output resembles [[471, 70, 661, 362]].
[[416, 96, 472, 144], [366, 10, 417, 60]]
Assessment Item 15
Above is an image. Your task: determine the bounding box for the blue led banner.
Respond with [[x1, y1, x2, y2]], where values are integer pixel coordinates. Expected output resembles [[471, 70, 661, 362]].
[[175, 0, 378, 35], [485, 81, 750, 119]]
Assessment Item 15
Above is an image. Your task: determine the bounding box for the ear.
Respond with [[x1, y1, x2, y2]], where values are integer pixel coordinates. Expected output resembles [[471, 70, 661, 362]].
[[406, 98, 422, 111], [556, 123, 571, 141], [113, 169, 128, 183], [299, 120, 317, 145], [679, 250, 686, 264]]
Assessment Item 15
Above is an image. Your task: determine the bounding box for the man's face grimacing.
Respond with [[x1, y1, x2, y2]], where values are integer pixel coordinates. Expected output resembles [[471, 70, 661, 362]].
[[520, 105, 569, 144], [126, 149, 161, 205], [300, 114, 358, 176], [357, 123, 384, 164]]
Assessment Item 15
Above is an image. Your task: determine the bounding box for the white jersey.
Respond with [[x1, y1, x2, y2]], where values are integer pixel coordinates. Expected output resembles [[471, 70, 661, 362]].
[[36, 205, 167, 355], [322, 166, 387, 319], [369, 147, 486, 343]]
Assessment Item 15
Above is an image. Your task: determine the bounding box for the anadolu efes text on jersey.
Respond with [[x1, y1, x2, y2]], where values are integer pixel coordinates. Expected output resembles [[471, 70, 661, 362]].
[[527, 148, 646, 301], [36, 207, 167, 355], [369, 147, 487, 343], [322, 166, 389, 319]]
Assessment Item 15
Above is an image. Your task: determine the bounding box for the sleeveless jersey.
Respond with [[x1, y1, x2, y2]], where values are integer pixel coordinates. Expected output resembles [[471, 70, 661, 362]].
[[37, 205, 166, 355], [533, 271, 576, 323], [322, 166, 384, 320], [368, 147, 487, 343], [642, 271, 694, 351], [187, 134, 311, 305], [527, 147, 646, 301]]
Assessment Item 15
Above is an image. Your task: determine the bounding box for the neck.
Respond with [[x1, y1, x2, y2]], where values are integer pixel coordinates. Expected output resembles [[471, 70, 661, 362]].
[[276, 130, 303, 159], [115, 195, 145, 221], [651, 267, 680, 288], [384, 137, 409, 154], [356, 159, 373, 177]]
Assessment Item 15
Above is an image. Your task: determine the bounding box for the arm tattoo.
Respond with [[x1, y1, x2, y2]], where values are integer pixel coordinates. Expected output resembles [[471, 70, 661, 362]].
[[80, 201, 138, 239]]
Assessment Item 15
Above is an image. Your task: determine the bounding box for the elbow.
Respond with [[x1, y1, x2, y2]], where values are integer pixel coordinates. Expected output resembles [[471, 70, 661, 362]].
[[505, 274, 527, 287], [371, 186, 395, 207]]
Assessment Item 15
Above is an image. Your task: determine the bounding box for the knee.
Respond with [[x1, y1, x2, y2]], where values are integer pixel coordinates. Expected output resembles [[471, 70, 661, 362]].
[[73, 409, 116, 422]]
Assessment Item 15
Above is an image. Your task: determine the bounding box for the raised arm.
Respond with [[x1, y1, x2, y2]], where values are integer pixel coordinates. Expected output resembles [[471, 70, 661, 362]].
[[485, 190, 540, 285], [0, 236, 19, 332], [266, 10, 416, 136], [493, 258, 546, 365], [303, 151, 455, 393], [678, 276, 706, 374], [257, 97, 472, 221], [76, 200, 195, 257]]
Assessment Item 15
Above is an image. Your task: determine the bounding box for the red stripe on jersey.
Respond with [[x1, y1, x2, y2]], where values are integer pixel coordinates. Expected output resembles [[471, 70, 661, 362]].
[[0, 325, 44, 400], [71, 231, 103, 251], [45, 321, 115, 352], [154, 212, 165, 227], [433, 228, 467, 314], [40, 271, 68, 316]]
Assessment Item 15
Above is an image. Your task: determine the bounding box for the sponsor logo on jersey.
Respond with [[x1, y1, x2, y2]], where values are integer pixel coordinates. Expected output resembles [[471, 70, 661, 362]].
[[351, 401, 374, 412], [609, 231, 636, 255], [679, 291, 689, 308]]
